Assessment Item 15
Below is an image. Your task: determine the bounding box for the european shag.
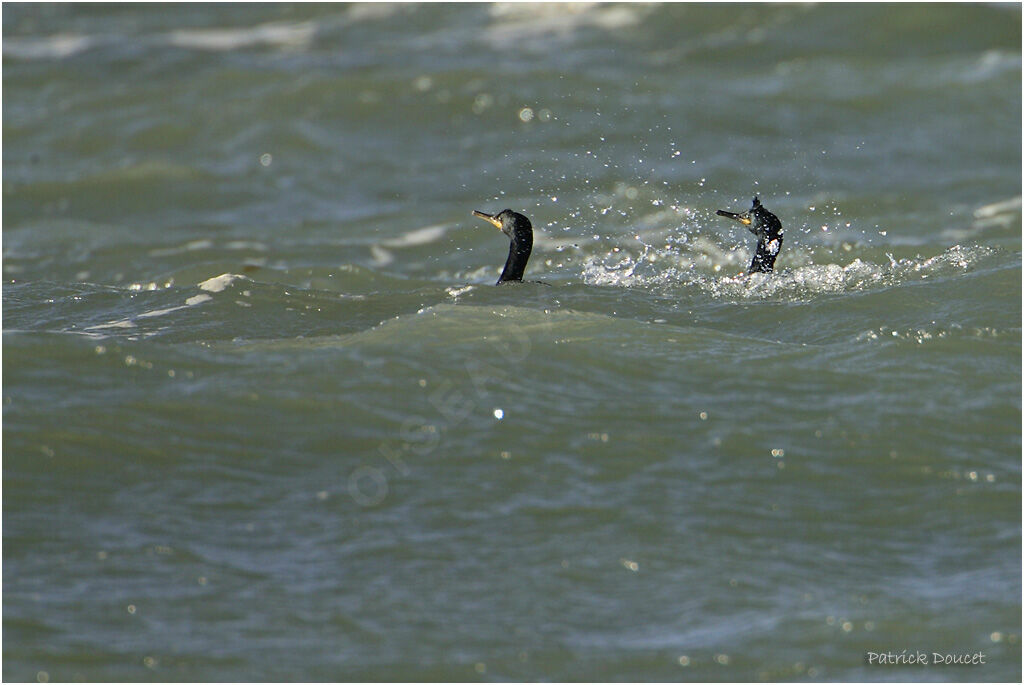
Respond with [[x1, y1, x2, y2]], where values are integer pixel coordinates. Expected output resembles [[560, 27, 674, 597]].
[[472, 209, 533, 285], [716, 196, 783, 273]]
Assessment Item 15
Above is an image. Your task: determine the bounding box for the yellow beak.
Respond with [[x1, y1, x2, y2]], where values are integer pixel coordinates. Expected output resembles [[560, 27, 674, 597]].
[[472, 210, 503, 230], [717, 209, 753, 226]]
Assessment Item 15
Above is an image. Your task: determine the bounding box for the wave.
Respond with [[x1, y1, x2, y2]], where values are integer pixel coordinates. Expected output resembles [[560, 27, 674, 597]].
[[581, 241, 1001, 300]]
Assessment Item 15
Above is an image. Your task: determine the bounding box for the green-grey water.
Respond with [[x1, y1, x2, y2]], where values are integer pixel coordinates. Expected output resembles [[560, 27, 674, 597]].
[[3, 3, 1021, 682]]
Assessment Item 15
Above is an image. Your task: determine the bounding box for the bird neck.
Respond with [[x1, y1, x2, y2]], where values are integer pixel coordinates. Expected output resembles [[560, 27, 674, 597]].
[[748, 242, 775, 273], [497, 234, 532, 283], [749, 234, 782, 273], [747, 212, 782, 274]]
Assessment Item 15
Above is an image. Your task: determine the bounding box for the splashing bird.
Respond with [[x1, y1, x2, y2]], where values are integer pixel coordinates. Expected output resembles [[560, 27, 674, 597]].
[[716, 196, 783, 273], [472, 209, 534, 284]]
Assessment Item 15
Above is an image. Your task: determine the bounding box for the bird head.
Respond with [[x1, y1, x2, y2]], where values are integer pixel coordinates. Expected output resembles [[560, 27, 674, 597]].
[[472, 209, 532, 244], [716, 196, 780, 234]]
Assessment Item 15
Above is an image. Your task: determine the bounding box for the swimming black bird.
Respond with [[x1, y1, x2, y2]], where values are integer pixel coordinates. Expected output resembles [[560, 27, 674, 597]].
[[472, 209, 533, 284], [716, 196, 783, 273]]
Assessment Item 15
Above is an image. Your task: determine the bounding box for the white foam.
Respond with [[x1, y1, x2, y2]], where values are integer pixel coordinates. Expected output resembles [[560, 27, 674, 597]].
[[961, 49, 1021, 83], [80, 273, 233, 337], [137, 305, 189, 319], [223, 240, 268, 252], [198, 274, 245, 293], [345, 4, 401, 22], [370, 245, 394, 267], [974, 196, 1021, 219], [582, 243, 996, 300], [381, 224, 450, 248], [166, 21, 314, 51], [148, 239, 214, 257], [486, 3, 645, 43], [85, 318, 136, 331], [3, 34, 91, 59]]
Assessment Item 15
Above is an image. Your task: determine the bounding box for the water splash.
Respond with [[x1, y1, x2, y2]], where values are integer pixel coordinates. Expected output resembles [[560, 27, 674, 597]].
[[855, 323, 1011, 345], [582, 239, 997, 301]]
